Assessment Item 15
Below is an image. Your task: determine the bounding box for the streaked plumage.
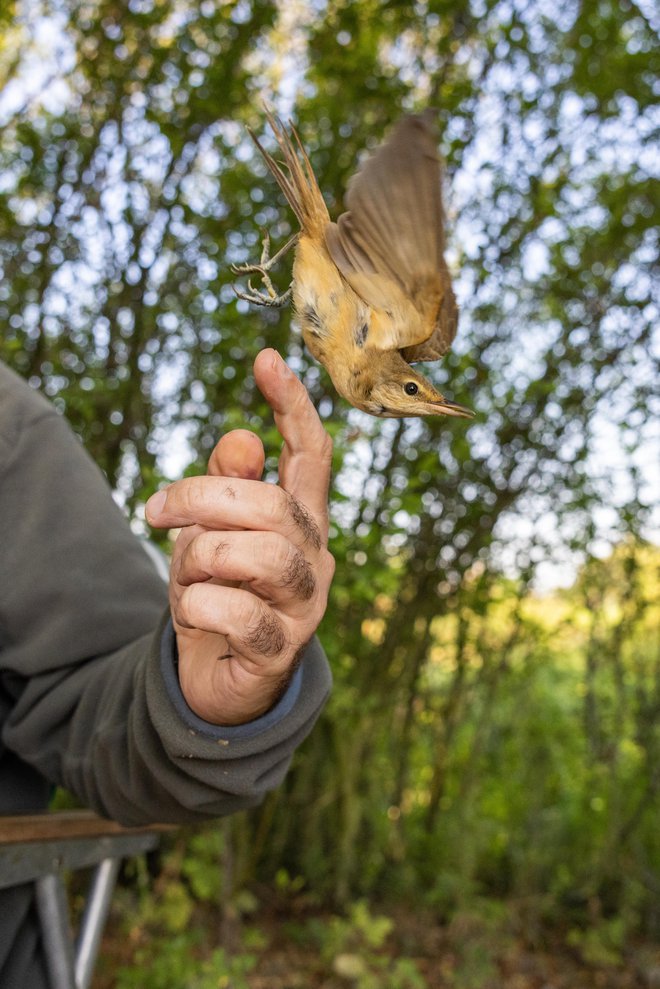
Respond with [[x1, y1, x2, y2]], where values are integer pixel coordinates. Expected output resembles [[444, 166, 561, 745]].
[[234, 110, 472, 420]]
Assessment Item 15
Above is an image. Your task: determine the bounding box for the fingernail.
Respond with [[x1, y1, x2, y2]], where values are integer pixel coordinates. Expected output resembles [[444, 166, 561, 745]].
[[145, 489, 167, 522]]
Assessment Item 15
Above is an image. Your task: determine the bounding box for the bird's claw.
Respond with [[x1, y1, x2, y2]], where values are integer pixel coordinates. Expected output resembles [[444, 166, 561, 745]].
[[232, 282, 293, 308], [231, 231, 298, 308]]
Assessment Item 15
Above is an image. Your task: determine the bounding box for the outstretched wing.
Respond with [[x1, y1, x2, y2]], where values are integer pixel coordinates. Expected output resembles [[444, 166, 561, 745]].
[[324, 110, 458, 357]]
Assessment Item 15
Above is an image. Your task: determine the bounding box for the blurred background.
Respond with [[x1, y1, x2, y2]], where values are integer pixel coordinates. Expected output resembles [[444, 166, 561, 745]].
[[1, 1, 658, 986]]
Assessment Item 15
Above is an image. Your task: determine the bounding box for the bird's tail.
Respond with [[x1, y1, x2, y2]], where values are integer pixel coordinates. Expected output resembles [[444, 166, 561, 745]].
[[249, 109, 330, 237]]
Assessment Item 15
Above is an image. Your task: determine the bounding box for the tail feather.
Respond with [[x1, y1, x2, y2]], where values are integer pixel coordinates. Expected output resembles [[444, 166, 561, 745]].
[[249, 109, 329, 237]]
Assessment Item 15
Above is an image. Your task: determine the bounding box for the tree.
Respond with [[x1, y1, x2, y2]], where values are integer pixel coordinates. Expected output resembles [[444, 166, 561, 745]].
[[1, 0, 658, 931]]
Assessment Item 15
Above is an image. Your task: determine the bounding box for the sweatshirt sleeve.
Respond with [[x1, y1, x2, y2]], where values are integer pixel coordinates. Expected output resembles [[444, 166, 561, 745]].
[[0, 365, 332, 825]]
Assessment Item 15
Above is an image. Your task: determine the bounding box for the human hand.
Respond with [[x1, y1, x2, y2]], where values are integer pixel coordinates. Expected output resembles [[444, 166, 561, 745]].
[[145, 349, 334, 726]]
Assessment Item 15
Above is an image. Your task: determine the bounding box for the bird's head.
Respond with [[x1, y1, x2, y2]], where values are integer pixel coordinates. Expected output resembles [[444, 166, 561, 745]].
[[351, 354, 473, 420]]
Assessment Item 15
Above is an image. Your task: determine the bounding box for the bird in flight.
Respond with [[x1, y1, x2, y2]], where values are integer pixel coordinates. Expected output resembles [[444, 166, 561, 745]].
[[233, 109, 473, 420]]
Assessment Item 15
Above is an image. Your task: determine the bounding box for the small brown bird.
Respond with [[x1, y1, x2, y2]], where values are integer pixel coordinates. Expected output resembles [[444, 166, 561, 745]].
[[233, 109, 473, 420]]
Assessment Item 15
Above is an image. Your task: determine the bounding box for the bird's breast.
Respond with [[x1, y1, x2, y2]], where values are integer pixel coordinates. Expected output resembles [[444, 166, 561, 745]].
[[292, 236, 374, 398]]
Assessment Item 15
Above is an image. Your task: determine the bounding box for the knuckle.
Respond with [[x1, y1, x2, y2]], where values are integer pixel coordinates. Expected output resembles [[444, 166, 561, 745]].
[[210, 535, 231, 572], [244, 600, 288, 657], [287, 493, 322, 550], [305, 551, 334, 622], [269, 486, 291, 527], [282, 546, 316, 601]]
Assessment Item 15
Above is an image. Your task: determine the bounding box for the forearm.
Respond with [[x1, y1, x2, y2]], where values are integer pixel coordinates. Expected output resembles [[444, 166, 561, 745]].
[[4, 611, 330, 825]]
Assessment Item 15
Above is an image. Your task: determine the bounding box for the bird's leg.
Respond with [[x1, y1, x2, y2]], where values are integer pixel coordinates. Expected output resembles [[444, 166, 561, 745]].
[[231, 231, 298, 307]]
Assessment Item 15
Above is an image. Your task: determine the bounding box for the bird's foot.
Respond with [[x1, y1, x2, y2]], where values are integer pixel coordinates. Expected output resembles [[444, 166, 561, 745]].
[[231, 231, 298, 308], [233, 280, 293, 308]]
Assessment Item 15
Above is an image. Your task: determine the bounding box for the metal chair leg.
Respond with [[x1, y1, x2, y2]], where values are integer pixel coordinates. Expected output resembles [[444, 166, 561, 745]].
[[74, 857, 121, 989], [35, 873, 76, 989]]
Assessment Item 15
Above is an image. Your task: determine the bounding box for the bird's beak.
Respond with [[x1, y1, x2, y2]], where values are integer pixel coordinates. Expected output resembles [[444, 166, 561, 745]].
[[425, 399, 474, 419]]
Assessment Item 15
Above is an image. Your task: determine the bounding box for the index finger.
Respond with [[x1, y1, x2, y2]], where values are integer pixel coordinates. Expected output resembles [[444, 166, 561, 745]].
[[254, 349, 332, 532]]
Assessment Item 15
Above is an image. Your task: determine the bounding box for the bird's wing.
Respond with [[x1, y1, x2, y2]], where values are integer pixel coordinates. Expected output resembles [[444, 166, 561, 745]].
[[324, 111, 458, 356], [400, 281, 459, 363]]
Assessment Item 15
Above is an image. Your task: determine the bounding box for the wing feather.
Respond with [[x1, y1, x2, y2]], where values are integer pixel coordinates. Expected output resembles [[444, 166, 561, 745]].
[[325, 110, 458, 356], [401, 280, 458, 362]]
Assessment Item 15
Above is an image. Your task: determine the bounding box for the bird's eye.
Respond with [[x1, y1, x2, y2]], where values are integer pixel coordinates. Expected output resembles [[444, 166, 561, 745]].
[[404, 381, 419, 396]]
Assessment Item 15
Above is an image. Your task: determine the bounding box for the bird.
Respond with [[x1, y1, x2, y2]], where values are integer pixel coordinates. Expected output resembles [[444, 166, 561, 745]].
[[232, 108, 473, 420]]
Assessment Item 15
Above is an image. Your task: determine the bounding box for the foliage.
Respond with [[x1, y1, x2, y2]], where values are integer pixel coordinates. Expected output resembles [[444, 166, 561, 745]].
[[2, 0, 659, 977], [103, 544, 659, 985], [301, 900, 426, 988], [111, 828, 261, 989], [115, 936, 257, 989], [111, 886, 427, 988]]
